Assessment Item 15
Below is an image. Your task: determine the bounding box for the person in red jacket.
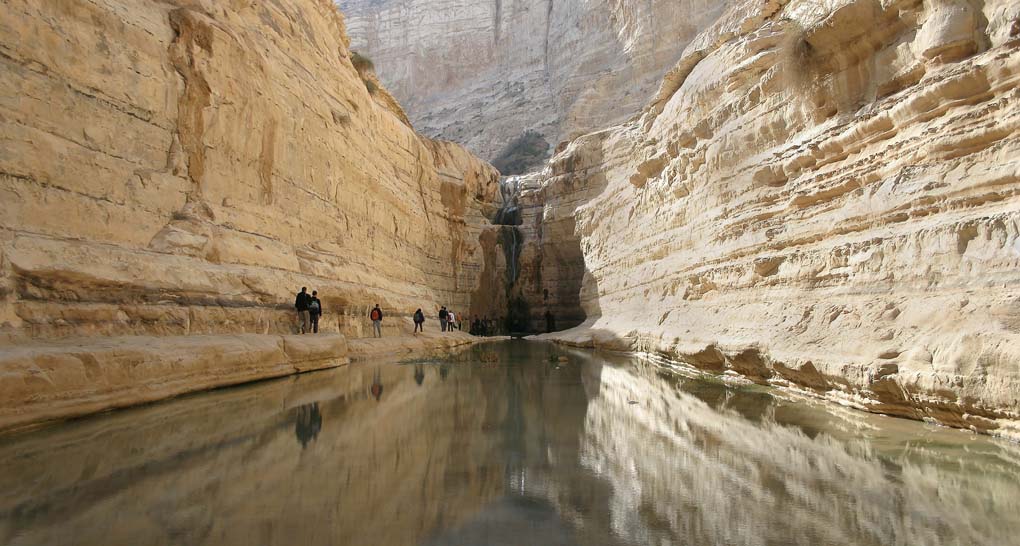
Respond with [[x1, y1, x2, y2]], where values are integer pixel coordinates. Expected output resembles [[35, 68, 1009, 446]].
[[370, 304, 383, 338]]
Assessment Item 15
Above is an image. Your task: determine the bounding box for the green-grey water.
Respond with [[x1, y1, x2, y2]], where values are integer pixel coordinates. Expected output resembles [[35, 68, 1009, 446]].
[[1, 341, 1019, 546]]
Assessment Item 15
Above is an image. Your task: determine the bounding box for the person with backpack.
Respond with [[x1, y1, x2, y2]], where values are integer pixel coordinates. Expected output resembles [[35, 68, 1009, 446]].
[[447, 310, 456, 333], [294, 287, 312, 334], [308, 291, 323, 334], [370, 304, 383, 338], [413, 308, 425, 334], [439, 306, 449, 332]]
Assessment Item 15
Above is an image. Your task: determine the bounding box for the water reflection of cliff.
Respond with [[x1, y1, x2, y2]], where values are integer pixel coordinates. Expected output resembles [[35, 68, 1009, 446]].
[[569, 356, 1020, 546], [0, 356, 514, 546], [1, 343, 1018, 546]]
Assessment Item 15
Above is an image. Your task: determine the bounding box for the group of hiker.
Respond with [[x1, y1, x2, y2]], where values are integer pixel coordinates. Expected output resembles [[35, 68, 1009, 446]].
[[293, 287, 466, 338], [294, 288, 557, 337], [293, 287, 324, 334], [414, 306, 463, 335], [436, 306, 462, 332]]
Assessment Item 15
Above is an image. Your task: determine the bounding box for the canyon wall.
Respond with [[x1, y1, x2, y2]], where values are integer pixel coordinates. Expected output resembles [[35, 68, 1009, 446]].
[[338, 0, 730, 173], [0, 0, 500, 428], [528, 0, 1020, 437]]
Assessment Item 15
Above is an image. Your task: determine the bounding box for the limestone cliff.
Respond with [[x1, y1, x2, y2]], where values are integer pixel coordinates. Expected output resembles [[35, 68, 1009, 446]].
[[0, 0, 503, 342], [338, 0, 730, 173], [526, 0, 1020, 437], [0, 0, 499, 428]]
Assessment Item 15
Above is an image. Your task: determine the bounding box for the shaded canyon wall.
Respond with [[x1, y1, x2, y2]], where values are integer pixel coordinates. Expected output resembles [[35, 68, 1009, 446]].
[[338, 0, 731, 172]]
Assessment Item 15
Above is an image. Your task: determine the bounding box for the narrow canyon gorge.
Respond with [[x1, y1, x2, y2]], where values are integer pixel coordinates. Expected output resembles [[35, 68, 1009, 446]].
[[347, 0, 1020, 438], [3, 1, 1020, 544], [1, 0, 1019, 444]]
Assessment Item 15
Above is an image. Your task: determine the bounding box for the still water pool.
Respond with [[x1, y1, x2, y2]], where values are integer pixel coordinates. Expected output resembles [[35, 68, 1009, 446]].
[[2, 341, 1019, 546]]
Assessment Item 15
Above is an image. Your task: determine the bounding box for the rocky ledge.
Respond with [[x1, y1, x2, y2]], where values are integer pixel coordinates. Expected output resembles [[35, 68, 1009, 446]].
[[0, 330, 479, 432]]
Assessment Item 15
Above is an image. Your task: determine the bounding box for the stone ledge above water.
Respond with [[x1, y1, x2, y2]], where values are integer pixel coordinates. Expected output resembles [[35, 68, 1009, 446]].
[[0, 333, 350, 432], [348, 331, 480, 361], [0, 332, 486, 433]]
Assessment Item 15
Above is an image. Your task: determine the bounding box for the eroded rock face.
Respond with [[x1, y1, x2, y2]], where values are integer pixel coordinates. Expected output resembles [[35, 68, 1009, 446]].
[[530, 0, 1020, 437], [338, 0, 730, 172], [0, 0, 501, 344], [0, 0, 506, 428]]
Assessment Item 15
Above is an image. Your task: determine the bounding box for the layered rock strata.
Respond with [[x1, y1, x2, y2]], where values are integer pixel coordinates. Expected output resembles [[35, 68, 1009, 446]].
[[339, 0, 731, 172], [528, 0, 1020, 437], [0, 0, 500, 428]]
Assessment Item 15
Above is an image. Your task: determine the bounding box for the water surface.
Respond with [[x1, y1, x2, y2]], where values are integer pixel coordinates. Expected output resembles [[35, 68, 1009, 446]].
[[2, 341, 1019, 546]]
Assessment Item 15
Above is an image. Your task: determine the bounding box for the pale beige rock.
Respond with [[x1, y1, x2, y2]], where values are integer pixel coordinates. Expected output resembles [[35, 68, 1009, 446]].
[[0, 0, 501, 427], [526, 0, 1020, 437], [348, 329, 478, 360], [339, 0, 731, 171], [0, 0, 500, 344], [0, 334, 345, 431]]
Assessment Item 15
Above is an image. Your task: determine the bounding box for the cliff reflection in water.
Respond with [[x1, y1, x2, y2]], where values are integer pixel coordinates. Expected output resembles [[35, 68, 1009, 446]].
[[1, 342, 1019, 546]]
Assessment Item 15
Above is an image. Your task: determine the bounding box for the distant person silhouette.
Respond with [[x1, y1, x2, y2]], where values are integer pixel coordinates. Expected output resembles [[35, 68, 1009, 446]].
[[309, 291, 323, 333], [294, 287, 311, 334], [413, 308, 425, 334], [370, 304, 383, 338], [439, 306, 449, 332]]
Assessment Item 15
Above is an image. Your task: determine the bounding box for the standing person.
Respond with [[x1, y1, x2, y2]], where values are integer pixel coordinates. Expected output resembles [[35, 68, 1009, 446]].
[[370, 304, 383, 338], [413, 308, 425, 334], [447, 310, 456, 334], [308, 291, 323, 334], [439, 306, 449, 332], [294, 287, 311, 334]]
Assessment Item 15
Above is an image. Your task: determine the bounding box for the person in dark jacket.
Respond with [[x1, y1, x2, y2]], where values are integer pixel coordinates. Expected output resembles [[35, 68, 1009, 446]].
[[295, 287, 311, 334], [308, 291, 323, 334], [439, 306, 449, 332], [413, 308, 425, 334], [370, 304, 383, 338]]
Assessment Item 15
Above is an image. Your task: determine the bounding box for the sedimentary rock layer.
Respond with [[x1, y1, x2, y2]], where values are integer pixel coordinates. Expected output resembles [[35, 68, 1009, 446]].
[[0, 0, 505, 341], [530, 0, 1020, 437], [0, 0, 500, 428], [339, 0, 730, 172]]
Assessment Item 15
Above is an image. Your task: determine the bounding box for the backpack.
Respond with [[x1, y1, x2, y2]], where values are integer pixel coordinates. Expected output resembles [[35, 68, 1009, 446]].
[[309, 300, 320, 314], [371, 308, 381, 321]]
